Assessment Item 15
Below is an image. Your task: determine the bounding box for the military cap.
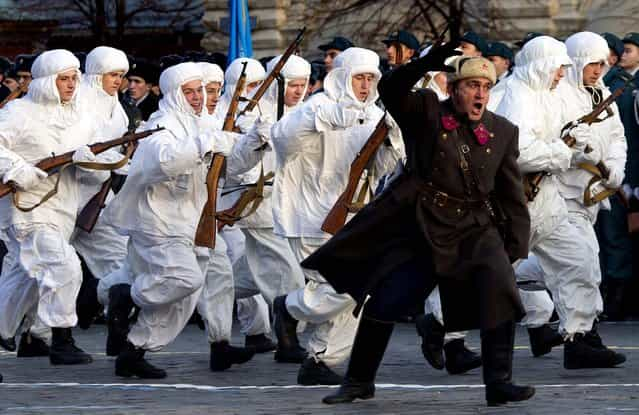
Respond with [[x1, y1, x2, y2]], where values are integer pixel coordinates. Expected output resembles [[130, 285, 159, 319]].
[[159, 54, 184, 71], [484, 41, 514, 61], [515, 32, 544, 48], [13, 54, 37, 73], [602, 32, 624, 58], [127, 59, 160, 85], [448, 56, 496, 85], [622, 32, 639, 49], [460, 31, 488, 55], [318, 36, 354, 52], [382, 30, 420, 51]]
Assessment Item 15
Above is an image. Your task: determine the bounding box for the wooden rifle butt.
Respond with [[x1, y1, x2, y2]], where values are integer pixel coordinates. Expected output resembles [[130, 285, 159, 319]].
[[76, 177, 113, 233], [321, 195, 350, 235], [194, 212, 217, 249]]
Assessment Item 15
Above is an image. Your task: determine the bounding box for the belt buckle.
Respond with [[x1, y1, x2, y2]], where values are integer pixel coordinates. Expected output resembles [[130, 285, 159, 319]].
[[433, 191, 448, 207]]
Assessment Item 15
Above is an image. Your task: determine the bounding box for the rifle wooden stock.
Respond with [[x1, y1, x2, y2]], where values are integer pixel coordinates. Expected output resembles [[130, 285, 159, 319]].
[[321, 115, 389, 235], [194, 63, 248, 249], [194, 153, 225, 248], [76, 176, 112, 232], [237, 27, 306, 118], [0, 127, 163, 199]]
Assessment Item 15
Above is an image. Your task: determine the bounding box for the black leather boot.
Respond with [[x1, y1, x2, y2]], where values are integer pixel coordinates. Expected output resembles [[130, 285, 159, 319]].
[[245, 334, 276, 353], [106, 284, 134, 357], [564, 333, 626, 369], [17, 332, 50, 357], [49, 328, 92, 365], [76, 262, 101, 330], [415, 313, 445, 370], [115, 341, 166, 378], [0, 336, 16, 352], [444, 338, 482, 374], [527, 324, 564, 357], [323, 317, 394, 404], [210, 340, 255, 371], [273, 295, 307, 363], [481, 321, 535, 406], [298, 357, 343, 386]]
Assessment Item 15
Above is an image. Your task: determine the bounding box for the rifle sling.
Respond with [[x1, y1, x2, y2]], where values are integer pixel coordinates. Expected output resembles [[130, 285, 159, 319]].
[[216, 163, 275, 227], [577, 162, 618, 207], [13, 145, 133, 212]]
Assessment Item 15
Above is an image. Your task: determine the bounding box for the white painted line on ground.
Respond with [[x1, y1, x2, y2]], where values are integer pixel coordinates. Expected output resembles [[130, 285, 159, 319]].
[[1, 382, 639, 392]]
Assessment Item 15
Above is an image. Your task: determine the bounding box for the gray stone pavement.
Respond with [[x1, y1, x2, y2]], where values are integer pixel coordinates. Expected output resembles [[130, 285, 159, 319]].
[[0, 322, 637, 414]]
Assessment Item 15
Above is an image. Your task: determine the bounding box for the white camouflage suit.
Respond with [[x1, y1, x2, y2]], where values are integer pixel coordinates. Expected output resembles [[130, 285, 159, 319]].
[[226, 55, 310, 309], [71, 46, 131, 282], [496, 36, 602, 337], [0, 50, 115, 339], [103, 62, 234, 351], [271, 47, 405, 366], [531, 32, 626, 329]]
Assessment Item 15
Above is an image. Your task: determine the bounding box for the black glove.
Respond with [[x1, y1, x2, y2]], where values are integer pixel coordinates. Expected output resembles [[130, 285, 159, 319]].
[[420, 42, 462, 73]]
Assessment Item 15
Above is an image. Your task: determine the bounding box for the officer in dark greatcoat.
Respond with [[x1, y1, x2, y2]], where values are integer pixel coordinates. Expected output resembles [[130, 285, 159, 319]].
[[303, 45, 535, 407]]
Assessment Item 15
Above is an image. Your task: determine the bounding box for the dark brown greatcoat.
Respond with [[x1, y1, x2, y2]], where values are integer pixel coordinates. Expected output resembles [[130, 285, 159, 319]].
[[302, 55, 531, 332]]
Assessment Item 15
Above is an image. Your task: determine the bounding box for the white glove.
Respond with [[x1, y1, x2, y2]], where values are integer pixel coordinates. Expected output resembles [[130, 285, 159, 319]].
[[602, 167, 624, 189], [235, 112, 259, 134], [316, 101, 364, 130], [2, 160, 47, 191], [72, 145, 96, 164], [565, 124, 592, 153], [253, 115, 274, 142]]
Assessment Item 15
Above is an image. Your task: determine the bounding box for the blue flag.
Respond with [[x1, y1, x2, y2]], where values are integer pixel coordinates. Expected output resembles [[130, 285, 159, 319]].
[[227, 0, 253, 65]]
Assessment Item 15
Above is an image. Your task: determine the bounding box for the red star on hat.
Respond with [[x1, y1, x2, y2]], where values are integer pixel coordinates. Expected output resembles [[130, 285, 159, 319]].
[[482, 63, 489, 70]]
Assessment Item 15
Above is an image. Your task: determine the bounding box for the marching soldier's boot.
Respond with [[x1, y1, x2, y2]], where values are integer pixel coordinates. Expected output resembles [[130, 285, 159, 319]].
[[297, 357, 343, 386], [273, 295, 307, 363], [0, 336, 16, 352], [527, 324, 564, 357], [17, 331, 49, 357], [245, 334, 276, 353], [106, 284, 134, 356], [210, 340, 255, 371], [444, 338, 482, 374], [323, 317, 394, 404], [482, 321, 535, 406], [415, 313, 445, 370], [76, 270, 101, 330], [564, 333, 625, 369], [49, 328, 92, 365], [115, 341, 166, 378]]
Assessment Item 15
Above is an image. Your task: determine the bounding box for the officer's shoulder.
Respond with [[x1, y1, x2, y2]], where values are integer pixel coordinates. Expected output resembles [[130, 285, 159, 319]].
[[486, 110, 517, 137]]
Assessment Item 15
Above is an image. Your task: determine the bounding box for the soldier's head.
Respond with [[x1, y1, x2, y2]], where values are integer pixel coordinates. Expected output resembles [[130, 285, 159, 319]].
[[29, 50, 80, 104], [446, 56, 496, 121], [565, 32, 609, 88], [485, 42, 513, 78], [513, 36, 571, 91], [127, 60, 159, 101], [197, 62, 224, 115], [224, 58, 265, 98], [85, 46, 129, 97], [460, 32, 487, 57], [602, 33, 624, 67], [620, 33, 639, 71], [14, 54, 36, 90], [265, 54, 311, 108], [318, 36, 354, 72], [383, 30, 419, 66], [159, 62, 204, 116], [322, 47, 381, 106]]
